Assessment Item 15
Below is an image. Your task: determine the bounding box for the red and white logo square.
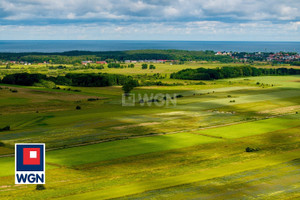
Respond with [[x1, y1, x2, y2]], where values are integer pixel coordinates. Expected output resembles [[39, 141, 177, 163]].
[[23, 148, 40, 165]]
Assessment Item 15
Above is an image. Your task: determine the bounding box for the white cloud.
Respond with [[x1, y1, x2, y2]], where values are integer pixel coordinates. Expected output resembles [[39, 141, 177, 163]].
[[67, 13, 76, 19], [0, 0, 299, 40], [163, 7, 179, 17], [0, 21, 299, 41], [0, 0, 299, 22]]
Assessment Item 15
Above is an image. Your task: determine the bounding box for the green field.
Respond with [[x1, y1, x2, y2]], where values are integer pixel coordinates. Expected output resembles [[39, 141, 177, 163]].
[[0, 62, 299, 200], [1, 62, 299, 78]]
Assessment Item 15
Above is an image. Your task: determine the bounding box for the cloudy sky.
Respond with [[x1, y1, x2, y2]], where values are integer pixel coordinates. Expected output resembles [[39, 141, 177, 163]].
[[0, 0, 299, 40]]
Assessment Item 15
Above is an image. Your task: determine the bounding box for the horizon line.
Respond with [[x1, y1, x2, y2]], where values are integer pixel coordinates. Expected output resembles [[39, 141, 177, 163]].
[[0, 40, 299, 42]]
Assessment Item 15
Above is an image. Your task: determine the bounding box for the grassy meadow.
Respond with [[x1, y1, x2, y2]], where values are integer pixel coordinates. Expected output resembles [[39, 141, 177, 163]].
[[0, 62, 299, 199], [1, 62, 299, 78]]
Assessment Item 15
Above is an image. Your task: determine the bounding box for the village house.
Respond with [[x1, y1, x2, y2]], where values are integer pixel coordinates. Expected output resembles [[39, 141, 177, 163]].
[[96, 61, 107, 64], [81, 61, 93, 65]]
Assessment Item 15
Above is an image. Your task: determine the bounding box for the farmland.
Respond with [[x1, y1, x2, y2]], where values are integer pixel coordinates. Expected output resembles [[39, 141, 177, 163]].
[[0, 60, 299, 199]]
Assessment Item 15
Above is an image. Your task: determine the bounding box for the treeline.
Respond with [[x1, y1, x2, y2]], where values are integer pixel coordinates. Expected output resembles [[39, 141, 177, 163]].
[[107, 63, 135, 68], [1, 73, 136, 87], [170, 66, 300, 80], [1, 73, 47, 86], [0, 50, 233, 64]]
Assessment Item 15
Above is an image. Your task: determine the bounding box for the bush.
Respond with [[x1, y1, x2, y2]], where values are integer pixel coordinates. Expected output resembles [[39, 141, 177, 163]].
[[0, 125, 10, 132], [10, 89, 18, 93], [36, 184, 46, 190], [195, 81, 206, 85], [245, 147, 260, 152], [0, 141, 5, 147], [87, 98, 100, 101], [76, 105, 81, 110], [128, 64, 135, 68]]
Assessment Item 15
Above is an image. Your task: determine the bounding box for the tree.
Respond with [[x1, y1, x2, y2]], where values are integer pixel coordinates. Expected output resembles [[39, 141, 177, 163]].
[[122, 79, 138, 95], [36, 184, 46, 190], [142, 64, 148, 69], [149, 64, 156, 69]]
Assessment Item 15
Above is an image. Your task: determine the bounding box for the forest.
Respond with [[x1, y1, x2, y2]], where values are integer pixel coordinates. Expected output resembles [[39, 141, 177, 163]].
[[170, 66, 300, 80], [0, 50, 234, 64], [1, 73, 136, 87]]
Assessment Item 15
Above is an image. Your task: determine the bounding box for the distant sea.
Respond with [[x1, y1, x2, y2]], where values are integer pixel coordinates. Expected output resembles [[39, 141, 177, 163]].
[[0, 40, 299, 53]]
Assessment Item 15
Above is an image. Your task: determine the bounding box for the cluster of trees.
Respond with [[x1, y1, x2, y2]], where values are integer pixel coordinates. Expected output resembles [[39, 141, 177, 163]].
[[128, 64, 135, 68], [49, 65, 67, 70], [107, 63, 135, 68], [108, 63, 123, 68], [149, 64, 156, 69], [0, 72, 136, 87], [170, 66, 300, 80], [142, 64, 156, 69], [142, 64, 147, 69], [0, 50, 234, 64]]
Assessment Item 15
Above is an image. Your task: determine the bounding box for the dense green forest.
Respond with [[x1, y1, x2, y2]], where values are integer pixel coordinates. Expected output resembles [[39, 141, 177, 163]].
[[1, 73, 136, 87], [0, 50, 233, 64], [170, 66, 300, 80]]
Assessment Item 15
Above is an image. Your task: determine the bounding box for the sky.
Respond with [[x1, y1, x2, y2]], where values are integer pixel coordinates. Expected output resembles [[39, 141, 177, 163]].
[[0, 0, 299, 41]]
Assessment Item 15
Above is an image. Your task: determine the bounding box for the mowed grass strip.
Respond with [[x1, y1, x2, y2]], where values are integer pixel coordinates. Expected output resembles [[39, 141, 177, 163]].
[[46, 133, 220, 166], [57, 150, 300, 200], [196, 115, 300, 139]]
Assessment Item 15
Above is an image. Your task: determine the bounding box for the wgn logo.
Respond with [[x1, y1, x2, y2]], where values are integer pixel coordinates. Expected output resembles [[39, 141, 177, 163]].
[[122, 93, 177, 107], [15, 143, 45, 184]]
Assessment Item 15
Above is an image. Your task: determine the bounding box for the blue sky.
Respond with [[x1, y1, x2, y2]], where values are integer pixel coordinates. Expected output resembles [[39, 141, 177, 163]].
[[0, 0, 299, 41]]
